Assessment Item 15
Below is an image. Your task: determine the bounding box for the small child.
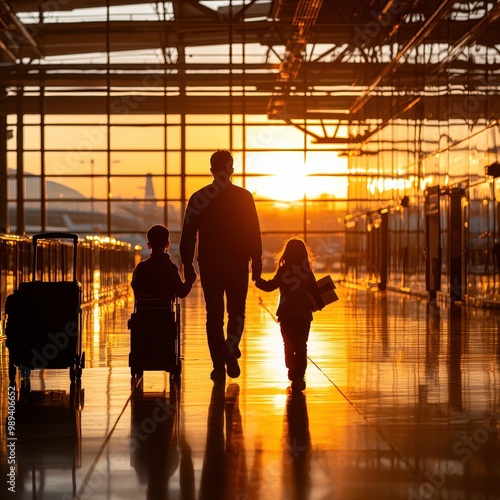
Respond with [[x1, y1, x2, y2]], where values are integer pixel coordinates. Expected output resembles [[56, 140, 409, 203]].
[[255, 238, 324, 391], [132, 224, 192, 300]]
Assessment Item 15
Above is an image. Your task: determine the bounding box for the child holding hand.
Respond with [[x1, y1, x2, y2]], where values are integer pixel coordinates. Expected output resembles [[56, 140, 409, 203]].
[[255, 238, 324, 391]]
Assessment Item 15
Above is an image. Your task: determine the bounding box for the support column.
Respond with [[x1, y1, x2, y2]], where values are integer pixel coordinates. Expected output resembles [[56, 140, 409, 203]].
[[0, 95, 8, 232], [179, 45, 186, 218], [16, 87, 24, 235]]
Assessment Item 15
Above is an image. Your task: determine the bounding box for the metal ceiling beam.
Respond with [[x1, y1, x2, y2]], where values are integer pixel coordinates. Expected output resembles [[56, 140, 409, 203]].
[[349, 0, 456, 114], [7, 0, 156, 12], [433, 1, 500, 75], [2, 60, 499, 83], [2, 94, 498, 121], [0, 0, 43, 60], [2, 18, 496, 62], [268, 0, 323, 118]]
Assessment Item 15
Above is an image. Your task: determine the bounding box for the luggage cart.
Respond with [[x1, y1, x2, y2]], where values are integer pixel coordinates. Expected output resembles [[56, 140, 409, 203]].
[[5, 232, 85, 387], [128, 296, 182, 382]]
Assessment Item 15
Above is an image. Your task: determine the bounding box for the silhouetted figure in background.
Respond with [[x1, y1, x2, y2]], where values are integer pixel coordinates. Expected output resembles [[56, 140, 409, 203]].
[[180, 150, 262, 381], [256, 238, 323, 391], [132, 224, 192, 300]]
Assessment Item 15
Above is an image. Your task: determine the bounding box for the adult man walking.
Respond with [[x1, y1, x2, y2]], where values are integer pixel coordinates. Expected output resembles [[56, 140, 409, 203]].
[[180, 150, 262, 380]]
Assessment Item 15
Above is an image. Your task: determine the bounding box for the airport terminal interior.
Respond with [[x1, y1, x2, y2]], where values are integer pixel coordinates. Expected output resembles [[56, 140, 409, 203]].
[[1, 1, 500, 499]]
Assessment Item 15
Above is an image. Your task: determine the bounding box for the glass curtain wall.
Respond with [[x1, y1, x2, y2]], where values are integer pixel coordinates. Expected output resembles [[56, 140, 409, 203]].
[[344, 3, 500, 295], [5, 0, 349, 273]]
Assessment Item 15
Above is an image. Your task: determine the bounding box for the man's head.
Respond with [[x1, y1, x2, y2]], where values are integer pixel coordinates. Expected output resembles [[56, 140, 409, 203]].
[[146, 224, 170, 252], [210, 149, 234, 178]]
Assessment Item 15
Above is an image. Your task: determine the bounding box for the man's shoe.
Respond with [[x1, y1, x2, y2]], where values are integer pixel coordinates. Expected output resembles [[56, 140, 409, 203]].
[[224, 352, 241, 379], [291, 378, 306, 392], [210, 367, 226, 381], [225, 339, 241, 359]]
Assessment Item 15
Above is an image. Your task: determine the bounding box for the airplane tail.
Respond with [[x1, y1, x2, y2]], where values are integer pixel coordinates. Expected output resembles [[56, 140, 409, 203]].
[[145, 174, 155, 199]]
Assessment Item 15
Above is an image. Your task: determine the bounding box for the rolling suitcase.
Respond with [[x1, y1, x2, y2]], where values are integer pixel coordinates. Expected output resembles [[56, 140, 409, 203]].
[[128, 296, 182, 381], [5, 232, 85, 386]]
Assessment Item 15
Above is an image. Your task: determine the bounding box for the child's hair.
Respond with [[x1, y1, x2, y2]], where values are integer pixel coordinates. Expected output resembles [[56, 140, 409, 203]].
[[276, 237, 313, 269], [147, 224, 170, 251]]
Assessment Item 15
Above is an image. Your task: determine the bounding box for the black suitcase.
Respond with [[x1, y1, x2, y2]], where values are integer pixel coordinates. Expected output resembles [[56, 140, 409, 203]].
[[128, 297, 182, 381], [6, 232, 85, 385]]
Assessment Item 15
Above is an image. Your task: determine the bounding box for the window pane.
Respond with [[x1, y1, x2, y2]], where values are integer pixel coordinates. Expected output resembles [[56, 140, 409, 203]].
[[111, 175, 165, 200], [110, 152, 165, 175], [255, 200, 304, 232], [166, 126, 181, 150], [186, 126, 230, 150], [48, 176, 108, 200], [166, 176, 181, 199], [24, 126, 41, 150], [24, 152, 41, 175], [186, 152, 212, 174], [47, 201, 107, 232], [111, 201, 156, 232], [45, 152, 108, 175], [45, 125, 108, 150], [110, 126, 163, 150]]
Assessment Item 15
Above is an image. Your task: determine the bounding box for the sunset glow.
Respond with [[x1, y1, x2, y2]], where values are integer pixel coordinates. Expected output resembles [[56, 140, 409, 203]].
[[247, 152, 348, 202]]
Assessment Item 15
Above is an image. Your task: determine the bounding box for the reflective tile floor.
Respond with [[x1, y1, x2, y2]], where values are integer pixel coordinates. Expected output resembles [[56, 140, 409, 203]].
[[1, 279, 500, 500]]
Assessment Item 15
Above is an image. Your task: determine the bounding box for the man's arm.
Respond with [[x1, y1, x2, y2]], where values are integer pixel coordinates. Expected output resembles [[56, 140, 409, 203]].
[[179, 197, 199, 283], [245, 192, 263, 280], [170, 264, 193, 299]]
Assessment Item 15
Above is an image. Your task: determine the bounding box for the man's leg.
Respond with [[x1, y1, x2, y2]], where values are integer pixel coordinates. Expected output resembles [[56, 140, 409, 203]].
[[225, 265, 249, 358], [200, 267, 226, 376]]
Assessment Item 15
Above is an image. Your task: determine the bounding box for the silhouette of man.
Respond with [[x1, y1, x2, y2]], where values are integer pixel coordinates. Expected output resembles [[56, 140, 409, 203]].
[[180, 150, 262, 380]]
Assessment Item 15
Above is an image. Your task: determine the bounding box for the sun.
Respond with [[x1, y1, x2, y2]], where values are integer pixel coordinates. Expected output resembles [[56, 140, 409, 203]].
[[247, 152, 348, 202], [261, 164, 308, 202]]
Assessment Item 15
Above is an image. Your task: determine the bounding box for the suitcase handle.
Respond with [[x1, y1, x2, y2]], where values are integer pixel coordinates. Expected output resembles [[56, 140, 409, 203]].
[[32, 232, 79, 282]]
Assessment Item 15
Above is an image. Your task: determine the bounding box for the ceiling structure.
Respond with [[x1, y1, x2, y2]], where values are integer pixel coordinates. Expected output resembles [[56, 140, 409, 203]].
[[0, 0, 499, 153]]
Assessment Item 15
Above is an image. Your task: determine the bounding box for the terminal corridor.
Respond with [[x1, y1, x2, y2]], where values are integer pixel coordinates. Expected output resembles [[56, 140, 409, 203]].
[[2, 280, 500, 500]]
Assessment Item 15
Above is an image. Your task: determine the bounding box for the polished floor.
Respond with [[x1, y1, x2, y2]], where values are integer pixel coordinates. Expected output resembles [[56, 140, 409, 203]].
[[1, 279, 500, 500]]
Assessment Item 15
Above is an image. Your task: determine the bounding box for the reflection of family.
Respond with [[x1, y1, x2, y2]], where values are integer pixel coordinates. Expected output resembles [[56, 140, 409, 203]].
[[132, 149, 324, 391]]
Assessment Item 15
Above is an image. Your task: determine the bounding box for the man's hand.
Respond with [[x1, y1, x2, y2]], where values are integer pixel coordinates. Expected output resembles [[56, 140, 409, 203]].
[[251, 265, 262, 282], [184, 263, 197, 284]]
